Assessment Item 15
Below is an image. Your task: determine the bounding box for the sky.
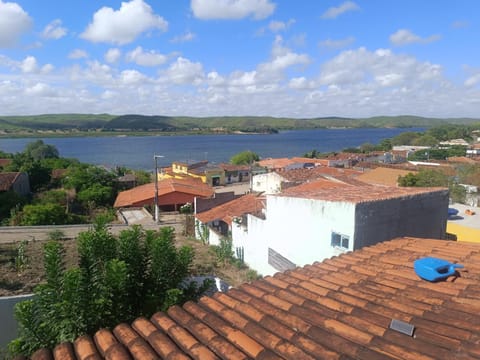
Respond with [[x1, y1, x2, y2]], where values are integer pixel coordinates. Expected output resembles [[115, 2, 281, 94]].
[[0, 0, 479, 118]]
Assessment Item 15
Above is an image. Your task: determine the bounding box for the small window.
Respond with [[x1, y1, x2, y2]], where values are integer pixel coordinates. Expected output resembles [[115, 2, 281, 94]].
[[331, 232, 349, 250]]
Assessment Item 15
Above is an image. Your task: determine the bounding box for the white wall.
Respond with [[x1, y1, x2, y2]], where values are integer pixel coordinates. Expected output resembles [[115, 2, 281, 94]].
[[0, 294, 34, 351], [236, 195, 356, 276], [251, 173, 283, 194]]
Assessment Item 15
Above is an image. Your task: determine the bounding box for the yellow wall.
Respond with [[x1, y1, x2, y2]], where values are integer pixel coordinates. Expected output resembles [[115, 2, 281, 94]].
[[447, 222, 480, 243]]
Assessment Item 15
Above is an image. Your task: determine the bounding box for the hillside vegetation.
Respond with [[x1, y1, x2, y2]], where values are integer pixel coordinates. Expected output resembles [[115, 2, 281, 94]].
[[1, 114, 480, 136]]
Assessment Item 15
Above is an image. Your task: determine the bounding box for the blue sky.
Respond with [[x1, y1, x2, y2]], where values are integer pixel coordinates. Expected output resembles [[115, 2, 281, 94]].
[[0, 0, 479, 118]]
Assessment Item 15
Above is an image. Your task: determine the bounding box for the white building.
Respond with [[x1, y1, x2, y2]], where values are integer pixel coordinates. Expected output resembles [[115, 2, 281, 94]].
[[232, 180, 449, 276]]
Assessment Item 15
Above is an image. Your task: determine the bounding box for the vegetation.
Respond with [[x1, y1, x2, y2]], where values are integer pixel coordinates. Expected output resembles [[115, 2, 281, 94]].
[[0, 140, 132, 225], [9, 221, 209, 357], [230, 150, 260, 165], [398, 169, 467, 203], [1, 114, 480, 137]]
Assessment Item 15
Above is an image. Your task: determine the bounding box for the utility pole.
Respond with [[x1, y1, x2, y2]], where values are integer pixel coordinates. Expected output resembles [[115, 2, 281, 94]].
[[153, 154, 164, 223]]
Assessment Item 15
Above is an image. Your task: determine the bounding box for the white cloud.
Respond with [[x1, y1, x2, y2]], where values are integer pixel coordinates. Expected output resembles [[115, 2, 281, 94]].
[[41, 19, 67, 40], [120, 69, 147, 85], [105, 48, 121, 63], [69, 49, 88, 59], [465, 73, 480, 87], [164, 57, 204, 85], [289, 77, 316, 90], [319, 36, 355, 49], [191, 0, 275, 20], [390, 29, 441, 46], [126, 46, 167, 66], [20, 56, 38, 73], [321, 1, 359, 19], [0, 1, 32, 47], [268, 19, 295, 32], [80, 0, 168, 45], [170, 31, 196, 43], [25, 83, 56, 97]]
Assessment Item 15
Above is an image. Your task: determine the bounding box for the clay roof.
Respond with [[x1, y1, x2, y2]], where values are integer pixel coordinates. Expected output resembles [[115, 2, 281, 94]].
[[196, 193, 265, 225], [280, 180, 447, 203], [114, 178, 214, 208], [0, 172, 21, 191], [279, 166, 362, 183], [257, 157, 298, 169], [0, 158, 12, 167], [28, 237, 480, 360], [357, 167, 417, 187], [218, 163, 250, 172]]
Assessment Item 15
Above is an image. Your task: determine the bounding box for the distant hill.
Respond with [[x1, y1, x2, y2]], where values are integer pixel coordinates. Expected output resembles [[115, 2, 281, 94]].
[[0, 114, 479, 135]]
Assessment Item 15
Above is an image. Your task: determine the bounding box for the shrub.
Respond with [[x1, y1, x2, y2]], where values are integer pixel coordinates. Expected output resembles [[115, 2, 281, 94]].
[[9, 221, 209, 357]]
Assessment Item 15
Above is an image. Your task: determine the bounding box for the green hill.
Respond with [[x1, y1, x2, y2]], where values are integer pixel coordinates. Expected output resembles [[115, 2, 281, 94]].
[[0, 113, 479, 135]]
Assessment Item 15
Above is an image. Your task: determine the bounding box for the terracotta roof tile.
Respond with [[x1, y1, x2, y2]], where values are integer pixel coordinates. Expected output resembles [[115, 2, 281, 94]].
[[280, 180, 448, 203], [114, 178, 214, 208], [195, 193, 264, 225], [0, 172, 21, 191], [26, 237, 480, 360]]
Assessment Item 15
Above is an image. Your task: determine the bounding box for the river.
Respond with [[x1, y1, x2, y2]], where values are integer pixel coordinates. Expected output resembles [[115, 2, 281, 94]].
[[0, 128, 422, 170]]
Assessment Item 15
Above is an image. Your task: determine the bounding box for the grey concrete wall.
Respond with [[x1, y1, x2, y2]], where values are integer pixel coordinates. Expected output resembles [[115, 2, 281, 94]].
[[354, 189, 449, 249], [0, 294, 34, 352]]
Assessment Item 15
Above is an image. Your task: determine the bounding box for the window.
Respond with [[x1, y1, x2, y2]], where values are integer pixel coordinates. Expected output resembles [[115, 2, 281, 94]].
[[331, 232, 349, 249]]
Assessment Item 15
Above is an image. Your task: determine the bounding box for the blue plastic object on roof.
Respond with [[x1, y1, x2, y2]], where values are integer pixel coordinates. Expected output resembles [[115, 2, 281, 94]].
[[414, 257, 464, 282]]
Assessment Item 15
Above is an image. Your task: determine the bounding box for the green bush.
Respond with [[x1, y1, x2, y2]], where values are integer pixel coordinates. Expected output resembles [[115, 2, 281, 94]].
[[9, 221, 209, 357]]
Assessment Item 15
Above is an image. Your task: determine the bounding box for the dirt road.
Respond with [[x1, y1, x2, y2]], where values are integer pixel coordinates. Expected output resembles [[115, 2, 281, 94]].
[[0, 214, 185, 244]]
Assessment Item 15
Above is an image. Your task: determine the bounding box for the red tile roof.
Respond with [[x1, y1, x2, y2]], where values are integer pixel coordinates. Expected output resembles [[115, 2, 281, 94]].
[[0, 158, 12, 167], [196, 193, 265, 225], [279, 166, 362, 183], [0, 172, 21, 191], [29, 237, 480, 360], [280, 180, 447, 203], [114, 178, 214, 208]]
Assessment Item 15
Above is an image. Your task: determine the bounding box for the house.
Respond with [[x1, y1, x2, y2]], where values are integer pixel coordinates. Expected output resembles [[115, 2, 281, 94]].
[[113, 178, 214, 212], [0, 172, 30, 196], [26, 237, 480, 360], [0, 158, 12, 170], [356, 167, 417, 187], [195, 193, 265, 246], [218, 163, 250, 184], [170, 161, 226, 187], [252, 166, 362, 194], [116, 173, 137, 190], [232, 180, 449, 275], [466, 143, 480, 156]]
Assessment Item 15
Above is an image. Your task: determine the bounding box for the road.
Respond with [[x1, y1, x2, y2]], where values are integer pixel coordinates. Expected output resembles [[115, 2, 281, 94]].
[[0, 213, 185, 244]]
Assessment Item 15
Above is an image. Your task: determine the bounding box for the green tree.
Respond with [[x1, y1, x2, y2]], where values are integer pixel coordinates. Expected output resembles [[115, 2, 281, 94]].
[[398, 169, 448, 187], [10, 222, 209, 357], [390, 132, 421, 146], [77, 185, 114, 208], [230, 150, 260, 165], [25, 140, 59, 160], [18, 203, 67, 225]]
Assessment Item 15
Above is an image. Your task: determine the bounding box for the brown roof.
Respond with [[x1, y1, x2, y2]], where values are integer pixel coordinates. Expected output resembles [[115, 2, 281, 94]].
[[280, 166, 362, 183], [196, 193, 265, 225], [0, 158, 12, 167], [357, 167, 417, 187], [114, 178, 214, 208], [280, 180, 447, 203], [29, 237, 480, 360], [0, 172, 21, 191], [218, 163, 250, 172]]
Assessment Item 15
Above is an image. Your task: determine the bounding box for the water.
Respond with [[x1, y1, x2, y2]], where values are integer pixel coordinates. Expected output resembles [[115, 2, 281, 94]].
[[0, 128, 423, 170]]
